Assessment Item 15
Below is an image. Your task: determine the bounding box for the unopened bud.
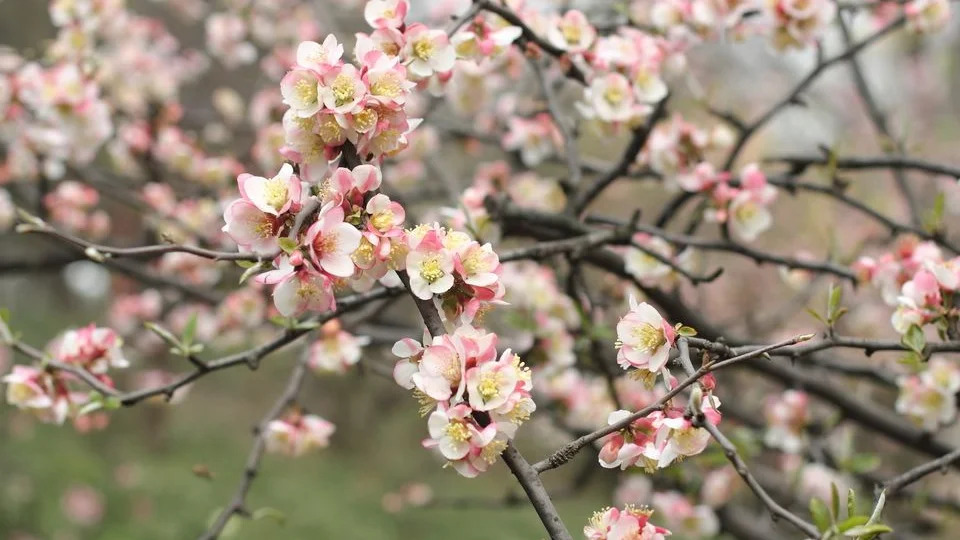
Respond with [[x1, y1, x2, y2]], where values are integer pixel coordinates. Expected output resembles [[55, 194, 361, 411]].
[[84, 247, 105, 263], [688, 385, 704, 416]]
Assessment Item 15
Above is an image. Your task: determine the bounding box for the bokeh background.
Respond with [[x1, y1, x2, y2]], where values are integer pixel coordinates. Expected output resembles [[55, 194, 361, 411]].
[[3, 1, 960, 539]]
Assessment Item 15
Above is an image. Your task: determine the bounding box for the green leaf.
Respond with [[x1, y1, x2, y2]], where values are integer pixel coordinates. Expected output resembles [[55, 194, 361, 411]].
[[830, 482, 841, 521], [810, 497, 832, 533], [235, 260, 256, 269], [182, 314, 198, 346], [805, 307, 827, 326], [0, 308, 11, 342], [676, 325, 698, 337], [837, 515, 869, 532], [77, 399, 103, 416], [846, 453, 881, 474], [239, 261, 264, 285], [252, 507, 287, 526], [846, 489, 857, 520], [206, 509, 242, 538], [827, 283, 843, 324], [277, 237, 298, 254], [102, 396, 122, 410], [896, 352, 923, 372], [901, 325, 926, 356], [925, 192, 945, 233], [843, 523, 892, 537], [144, 322, 180, 347]]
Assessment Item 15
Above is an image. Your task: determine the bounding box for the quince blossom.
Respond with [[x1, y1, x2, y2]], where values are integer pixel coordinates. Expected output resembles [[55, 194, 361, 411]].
[[616, 299, 676, 374], [265, 411, 336, 457], [584, 505, 672, 540]]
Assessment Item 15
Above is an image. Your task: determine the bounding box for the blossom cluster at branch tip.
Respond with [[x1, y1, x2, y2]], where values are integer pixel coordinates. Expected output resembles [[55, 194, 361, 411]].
[[4, 325, 128, 425], [584, 505, 671, 539], [393, 325, 534, 477], [264, 409, 336, 457]]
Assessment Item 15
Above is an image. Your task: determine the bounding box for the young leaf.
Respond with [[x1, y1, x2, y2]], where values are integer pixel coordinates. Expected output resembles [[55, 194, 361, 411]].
[[827, 283, 842, 324], [144, 322, 181, 347], [846, 488, 857, 521], [830, 482, 840, 521], [843, 523, 892, 538], [901, 325, 926, 356], [252, 507, 287, 526], [277, 237, 298, 254], [810, 497, 832, 533], [676, 325, 698, 337], [182, 313, 198, 346], [836, 515, 869, 532]]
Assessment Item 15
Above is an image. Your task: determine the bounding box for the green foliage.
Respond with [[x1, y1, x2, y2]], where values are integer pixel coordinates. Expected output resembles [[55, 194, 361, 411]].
[[808, 485, 893, 539]]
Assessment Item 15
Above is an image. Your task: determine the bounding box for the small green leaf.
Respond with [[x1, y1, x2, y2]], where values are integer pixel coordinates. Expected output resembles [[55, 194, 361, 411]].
[[252, 507, 287, 526], [810, 497, 832, 533], [837, 515, 869, 532], [102, 396, 122, 410], [830, 482, 840, 521], [182, 314, 198, 346], [77, 399, 103, 416], [846, 488, 857, 520], [144, 322, 180, 347], [805, 308, 827, 326], [206, 509, 242, 538], [843, 523, 892, 537], [896, 352, 923, 372], [901, 324, 926, 356], [676, 325, 698, 337], [277, 237, 298, 254], [235, 260, 256, 269], [827, 283, 843, 323], [846, 453, 881, 474], [239, 261, 264, 285]]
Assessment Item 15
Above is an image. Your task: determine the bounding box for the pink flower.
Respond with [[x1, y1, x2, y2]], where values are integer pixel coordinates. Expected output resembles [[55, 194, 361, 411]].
[[265, 413, 336, 456], [307, 320, 370, 375], [364, 0, 408, 30], [57, 325, 128, 374], [547, 10, 597, 53], [905, 0, 950, 33], [319, 63, 366, 114], [365, 193, 405, 237], [616, 299, 676, 373], [581, 72, 640, 123], [280, 68, 322, 118], [424, 403, 496, 461], [237, 163, 302, 216], [362, 52, 415, 109], [4, 365, 54, 411], [221, 199, 282, 255], [406, 232, 456, 300], [465, 351, 519, 411], [584, 506, 672, 540], [304, 204, 362, 278], [272, 269, 334, 316], [403, 24, 456, 80], [296, 35, 344, 73]]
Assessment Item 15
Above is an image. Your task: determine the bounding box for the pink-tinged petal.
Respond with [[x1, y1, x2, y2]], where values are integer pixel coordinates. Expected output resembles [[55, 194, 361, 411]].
[[393, 361, 417, 389], [272, 277, 303, 317], [331, 223, 362, 254], [321, 252, 356, 278]]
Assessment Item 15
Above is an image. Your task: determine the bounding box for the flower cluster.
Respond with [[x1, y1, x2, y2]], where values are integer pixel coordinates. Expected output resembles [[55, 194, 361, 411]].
[[765, 0, 837, 50], [628, 0, 758, 41], [4, 325, 128, 425], [694, 163, 778, 243], [575, 26, 670, 130], [598, 393, 722, 472], [853, 237, 960, 334], [895, 357, 960, 431], [584, 505, 671, 540], [651, 491, 719, 538], [264, 409, 336, 457], [43, 180, 111, 239], [763, 389, 810, 453], [640, 114, 734, 183], [906, 0, 952, 33], [393, 325, 534, 477]]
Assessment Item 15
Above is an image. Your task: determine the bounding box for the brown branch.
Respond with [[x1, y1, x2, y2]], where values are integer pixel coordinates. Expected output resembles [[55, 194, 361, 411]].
[[199, 356, 310, 540]]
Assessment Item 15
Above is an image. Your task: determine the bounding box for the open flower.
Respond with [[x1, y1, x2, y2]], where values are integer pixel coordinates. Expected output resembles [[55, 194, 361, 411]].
[[424, 403, 496, 461], [616, 299, 676, 373], [221, 199, 282, 255], [403, 24, 456, 80], [280, 69, 322, 118], [305, 204, 362, 277], [238, 163, 302, 216]]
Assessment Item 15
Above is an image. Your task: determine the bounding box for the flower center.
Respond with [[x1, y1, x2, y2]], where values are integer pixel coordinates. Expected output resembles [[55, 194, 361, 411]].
[[561, 23, 581, 45], [420, 256, 445, 283], [444, 420, 470, 443], [295, 78, 317, 104], [413, 38, 434, 61], [632, 323, 666, 354], [604, 86, 625, 105], [351, 237, 375, 267], [477, 371, 502, 401], [352, 108, 378, 133], [481, 438, 508, 463], [371, 73, 403, 98], [331, 74, 356, 107], [370, 210, 394, 231], [317, 116, 342, 144], [264, 178, 288, 211], [735, 201, 758, 222]]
